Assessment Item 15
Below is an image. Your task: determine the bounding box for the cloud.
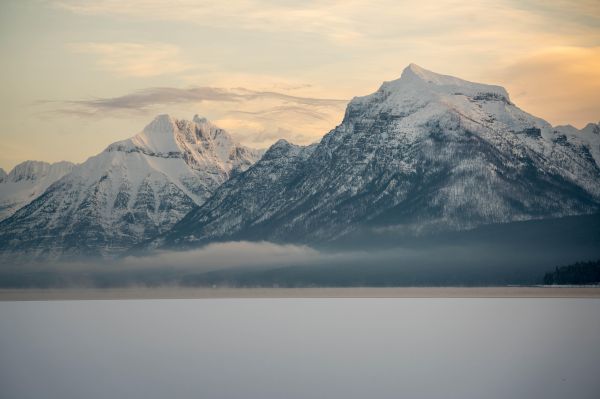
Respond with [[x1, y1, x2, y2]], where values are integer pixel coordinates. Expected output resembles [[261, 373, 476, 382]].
[[2, 241, 338, 273], [227, 105, 332, 122], [48, 1, 600, 131], [58, 86, 347, 115], [46, 85, 348, 147], [120, 241, 325, 271], [5, 231, 595, 287], [69, 42, 193, 77], [60, 87, 244, 114], [52, 0, 600, 48], [233, 126, 316, 145], [53, 0, 364, 43], [0, 239, 474, 277]]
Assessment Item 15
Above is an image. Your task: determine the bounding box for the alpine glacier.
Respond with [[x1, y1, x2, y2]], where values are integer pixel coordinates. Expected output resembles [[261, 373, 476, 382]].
[[155, 64, 600, 249], [0, 161, 74, 221], [0, 115, 262, 259]]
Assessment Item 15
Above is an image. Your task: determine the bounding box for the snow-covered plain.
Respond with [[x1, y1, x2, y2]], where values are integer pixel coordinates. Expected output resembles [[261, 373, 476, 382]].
[[1, 298, 599, 399]]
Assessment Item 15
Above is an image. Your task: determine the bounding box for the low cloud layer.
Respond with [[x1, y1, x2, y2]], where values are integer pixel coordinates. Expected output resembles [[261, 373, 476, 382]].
[[3, 226, 599, 287], [119, 241, 326, 271], [0, 241, 344, 276]]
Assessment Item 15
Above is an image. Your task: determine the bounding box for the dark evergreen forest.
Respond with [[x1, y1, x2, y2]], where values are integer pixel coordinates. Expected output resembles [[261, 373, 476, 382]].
[[544, 260, 600, 285]]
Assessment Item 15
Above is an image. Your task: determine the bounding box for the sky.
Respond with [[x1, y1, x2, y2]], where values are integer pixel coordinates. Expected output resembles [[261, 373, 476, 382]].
[[0, 0, 599, 171]]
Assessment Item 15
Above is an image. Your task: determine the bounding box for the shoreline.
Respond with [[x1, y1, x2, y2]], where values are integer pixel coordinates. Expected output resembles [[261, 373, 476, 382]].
[[1, 286, 600, 301]]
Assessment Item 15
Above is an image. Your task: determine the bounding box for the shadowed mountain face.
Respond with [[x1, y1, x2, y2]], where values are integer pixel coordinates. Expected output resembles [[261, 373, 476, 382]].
[[0, 116, 262, 259], [155, 64, 600, 249]]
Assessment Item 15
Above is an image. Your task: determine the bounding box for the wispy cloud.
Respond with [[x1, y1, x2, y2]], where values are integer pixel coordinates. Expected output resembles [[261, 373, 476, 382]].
[[69, 42, 193, 77], [46, 85, 348, 147], [230, 126, 316, 145], [57, 86, 347, 115], [49, 0, 600, 128], [52, 0, 600, 47], [53, 0, 364, 43], [228, 106, 332, 122]]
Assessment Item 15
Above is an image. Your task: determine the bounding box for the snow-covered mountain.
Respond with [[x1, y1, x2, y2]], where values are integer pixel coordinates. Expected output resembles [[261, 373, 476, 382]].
[[554, 122, 600, 166], [155, 64, 600, 249], [0, 115, 262, 259], [0, 160, 75, 221]]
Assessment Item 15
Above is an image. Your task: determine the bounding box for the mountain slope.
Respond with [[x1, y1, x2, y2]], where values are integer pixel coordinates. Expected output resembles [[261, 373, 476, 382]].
[[554, 122, 600, 167], [0, 115, 262, 259], [156, 64, 600, 249], [0, 161, 75, 221]]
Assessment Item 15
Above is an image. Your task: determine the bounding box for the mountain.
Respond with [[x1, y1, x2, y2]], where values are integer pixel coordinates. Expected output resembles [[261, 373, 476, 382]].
[[554, 122, 600, 166], [0, 115, 262, 259], [154, 64, 600, 249], [0, 160, 75, 221]]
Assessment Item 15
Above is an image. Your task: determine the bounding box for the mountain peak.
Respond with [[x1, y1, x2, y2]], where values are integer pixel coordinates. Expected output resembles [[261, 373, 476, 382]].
[[265, 138, 295, 155], [4, 160, 75, 183], [8, 160, 51, 181], [0, 160, 75, 221], [272, 138, 292, 147], [261, 139, 306, 161], [583, 122, 600, 135], [374, 63, 510, 101], [341, 64, 513, 121], [193, 114, 208, 124], [143, 114, 178, 134], [111, 114, 251, 158], [131, 114, 181, 154], [192, 115, 225, 139], [400, 63, 466, 86], [403, 63, 432, 78]]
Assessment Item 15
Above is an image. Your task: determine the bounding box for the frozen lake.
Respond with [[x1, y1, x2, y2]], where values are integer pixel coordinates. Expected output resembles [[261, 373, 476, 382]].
[[1, 298, 599, 399]]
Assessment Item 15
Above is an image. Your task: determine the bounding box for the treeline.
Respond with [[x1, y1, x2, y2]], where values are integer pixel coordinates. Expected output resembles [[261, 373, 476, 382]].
[[543, 260, 600, 285]]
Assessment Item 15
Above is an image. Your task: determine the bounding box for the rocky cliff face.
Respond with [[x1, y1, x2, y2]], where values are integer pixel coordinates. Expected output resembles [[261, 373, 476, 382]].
[[155, 64, 600, 249], [0, 115, 262, 259]]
